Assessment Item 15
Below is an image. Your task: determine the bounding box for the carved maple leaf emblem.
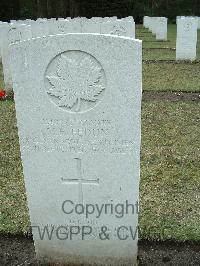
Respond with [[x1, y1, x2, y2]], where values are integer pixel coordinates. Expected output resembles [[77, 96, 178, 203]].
[[46, 54, 105, 112]]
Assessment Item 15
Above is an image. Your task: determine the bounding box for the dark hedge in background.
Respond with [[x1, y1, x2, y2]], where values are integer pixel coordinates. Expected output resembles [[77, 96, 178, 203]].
[[0, 0, 200, 24]]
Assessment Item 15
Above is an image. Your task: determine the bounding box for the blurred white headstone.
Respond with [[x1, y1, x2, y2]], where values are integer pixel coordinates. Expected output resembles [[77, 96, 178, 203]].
[[1, 24, 32, 92], [176, 17, 198, 60], [155, 17, 168, 40]]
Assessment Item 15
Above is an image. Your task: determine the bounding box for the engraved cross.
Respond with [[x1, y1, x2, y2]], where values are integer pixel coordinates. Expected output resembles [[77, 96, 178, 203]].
[[61, 158, 99, 203]]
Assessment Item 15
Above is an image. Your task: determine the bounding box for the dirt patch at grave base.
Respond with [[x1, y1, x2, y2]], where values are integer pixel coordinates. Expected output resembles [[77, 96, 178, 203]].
[[143, 48, 176, 50], [3, 92, 200, 103], [143, 40, 171, 43], [143, 60, 200, 64], [138, 240, 200, 266], [0, 235, 200, 266], [143, 91, 200, 102]]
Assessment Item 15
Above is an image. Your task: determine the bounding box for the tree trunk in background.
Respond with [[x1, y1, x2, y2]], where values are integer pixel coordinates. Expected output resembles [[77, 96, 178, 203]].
[[18, 0, 37, 19], [1, 0, 200, 23], [47, 0, 69, 18], [193, 0, 199, 15], [69, 0, 80, 17], [37, 0, 47, 18], [47, 0, 57, 18], [12, 0, 20, 18], [57, 0, 67, 18]]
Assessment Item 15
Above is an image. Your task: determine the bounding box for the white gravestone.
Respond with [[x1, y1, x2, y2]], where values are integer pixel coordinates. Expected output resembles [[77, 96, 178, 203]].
[[56, 19, 69, 34], [49, 18, 82, 35], [176, 17, 198, 60], [147, 17, 153, 31], [101, 17, 135, 38], [122, 16, 135, 38], [57, 18, 85, 34], [31, 19, 49, 38], [68, 17, 83, 33], [198, 17, 200, 29], [145, 16, 150, 30], [1, 24, 31, 93], [10, 33, 142, 265], [48, 18, 58, 35], [151, 17, 157, 35], [56, 18, 82, 34], [50, 17, 100, 36], [176, 16, 185, 24], [0, 22, 9, 61], [48, 17, 135, 37], [143, 16, 148, 28], [81, 18, 101, 33], [24, 19, 35, 28], [155, 17, 168, 40]]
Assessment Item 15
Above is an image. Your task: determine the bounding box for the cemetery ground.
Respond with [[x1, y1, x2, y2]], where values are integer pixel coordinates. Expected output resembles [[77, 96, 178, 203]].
[[0, 25, 200, 265]]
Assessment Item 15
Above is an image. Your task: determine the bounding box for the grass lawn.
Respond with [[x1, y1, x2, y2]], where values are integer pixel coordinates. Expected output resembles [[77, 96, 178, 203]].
[[0, 100, 200, 241], [143, 61, 200, 92], [136, 24, 200, 60], [143, 48, 175, 60], [140, 101, 200, 241], [136, 24, 200, 92], [0, 101, 29, 234], [136, 24, 177, 49]]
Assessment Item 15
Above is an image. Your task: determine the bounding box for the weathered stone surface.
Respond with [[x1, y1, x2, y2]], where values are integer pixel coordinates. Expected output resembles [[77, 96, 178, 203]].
[[49, 17, 135, 37], [31, 18, 49, 37], [147, 17, 153, 31], [0, 22, 9, 61], [1, 23, 31, 92], [10, 33, 142, 265], [101, 17, 135, 38], [151, 18, 157, 35], [176, 17, 198, 60], [143, 16, 148, 28], [8, 24, 32, 44], [81, 18, 101, 33], [25, 19, 35, 27], [66, 17, 82, 33], [47, 18, 57, 35], [155, 17, 168, 40], [198, 17, 200, 29]]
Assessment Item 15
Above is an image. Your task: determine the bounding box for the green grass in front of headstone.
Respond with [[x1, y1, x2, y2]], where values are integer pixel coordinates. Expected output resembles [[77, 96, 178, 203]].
[[143, 42, 175, 49], [0, 100, 200, 241], [143, 62, 200, 92], [143, 49, 176, 60], [0, 100, 30, 234], [137, 25, 177, 60], [140, 101, 200, 241]]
